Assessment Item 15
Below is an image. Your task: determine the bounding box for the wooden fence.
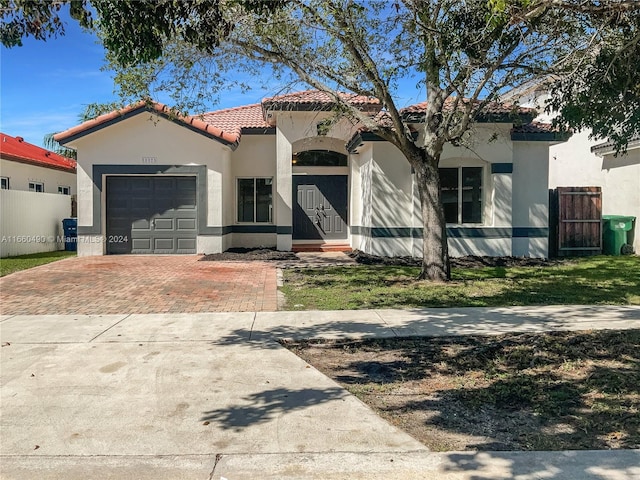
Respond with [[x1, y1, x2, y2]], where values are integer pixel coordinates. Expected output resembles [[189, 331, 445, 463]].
[[549, 187, 602, 257]]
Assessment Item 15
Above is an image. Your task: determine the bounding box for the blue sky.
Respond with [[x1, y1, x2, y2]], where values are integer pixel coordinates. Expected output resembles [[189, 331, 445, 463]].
[[1, 9, 426, 149]]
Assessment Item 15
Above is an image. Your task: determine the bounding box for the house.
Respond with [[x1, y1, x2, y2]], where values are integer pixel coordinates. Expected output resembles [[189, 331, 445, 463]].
[[53, 91, 566, 258], [0, 133, 77, 257], [502, 84, 640, 253], [0, 133, 77, 195]]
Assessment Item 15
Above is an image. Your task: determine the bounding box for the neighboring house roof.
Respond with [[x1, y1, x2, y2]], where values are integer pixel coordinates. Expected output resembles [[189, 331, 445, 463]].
[[591, 135, 640, 155], [262, 90, 382, 114], [201, 104, 272, 136], [401, 98, 536, 122], [54, 101, 240, 147], [0, 132, 76, 173]]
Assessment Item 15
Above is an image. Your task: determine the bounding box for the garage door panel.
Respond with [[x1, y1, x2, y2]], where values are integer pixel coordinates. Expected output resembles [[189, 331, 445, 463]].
[[131, 178, 153, 190], [176, 218, 197, 230], [131, 237, 152, 251], [154, 238, 175, 250], [154, 218, 174, 230], [132, 218, 152, 230], [177, 238, 197, 251], [106, 176, 197, 255]]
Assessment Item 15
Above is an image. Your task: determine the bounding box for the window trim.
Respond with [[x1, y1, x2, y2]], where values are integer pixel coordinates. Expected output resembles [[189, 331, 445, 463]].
[[29, 181, 44, 193], [236, 177, 274, 224], [58, 185, 71, 195], [0, 176, 9, 190]]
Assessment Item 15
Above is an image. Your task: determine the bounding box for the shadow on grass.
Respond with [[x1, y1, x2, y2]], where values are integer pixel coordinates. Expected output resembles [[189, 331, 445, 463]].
[[294, 330, 640, 451]]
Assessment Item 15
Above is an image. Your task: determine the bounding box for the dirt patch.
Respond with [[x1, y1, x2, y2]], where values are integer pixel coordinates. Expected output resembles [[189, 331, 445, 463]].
[[285, 330, 640, 451], [349, 250, 564, 268], [200, 248, 298, 262]]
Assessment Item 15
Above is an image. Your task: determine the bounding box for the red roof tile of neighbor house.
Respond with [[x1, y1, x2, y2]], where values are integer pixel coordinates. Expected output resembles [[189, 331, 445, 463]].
[[0, 132, 76, 173], [201, 104, 271, 136], [53, 101, 240, 146]]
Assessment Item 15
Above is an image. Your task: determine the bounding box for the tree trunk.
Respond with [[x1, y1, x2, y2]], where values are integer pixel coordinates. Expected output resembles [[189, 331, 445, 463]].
[[412, 151, 450, 282]]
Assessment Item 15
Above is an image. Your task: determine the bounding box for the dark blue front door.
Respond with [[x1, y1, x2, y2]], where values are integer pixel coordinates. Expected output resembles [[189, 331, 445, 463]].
[[293, 175, 348, 240]]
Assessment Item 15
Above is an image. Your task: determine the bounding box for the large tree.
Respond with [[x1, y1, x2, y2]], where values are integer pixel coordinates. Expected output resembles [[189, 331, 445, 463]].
[[3, 0, 638, 280]]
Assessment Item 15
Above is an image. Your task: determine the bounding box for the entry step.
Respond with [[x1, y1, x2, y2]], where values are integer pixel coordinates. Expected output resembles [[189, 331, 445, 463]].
[[292, 243, 352, 252]]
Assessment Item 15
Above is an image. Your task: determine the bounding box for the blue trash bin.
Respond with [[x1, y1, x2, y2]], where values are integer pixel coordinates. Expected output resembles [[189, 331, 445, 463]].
[[62, 218, 77, 251]]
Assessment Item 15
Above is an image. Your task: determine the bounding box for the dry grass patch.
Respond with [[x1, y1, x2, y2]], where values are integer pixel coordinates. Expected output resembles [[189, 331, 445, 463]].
[[285, 329, 640, 451]]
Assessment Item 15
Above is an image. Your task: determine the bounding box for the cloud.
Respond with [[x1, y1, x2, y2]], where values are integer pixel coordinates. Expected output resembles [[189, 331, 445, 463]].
[[0, 110, 81, 147]]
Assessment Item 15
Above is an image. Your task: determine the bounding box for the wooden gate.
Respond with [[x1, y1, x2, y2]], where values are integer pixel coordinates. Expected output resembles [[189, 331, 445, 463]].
[[550, 187, 602, 257]]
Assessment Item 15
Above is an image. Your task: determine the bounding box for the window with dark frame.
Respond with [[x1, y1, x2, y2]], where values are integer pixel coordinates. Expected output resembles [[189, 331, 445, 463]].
[[29, 181, 44, 193], [0, 177, 9, 189], [438, 167, 482, 224], [237, 178, 273, 223], [292, 150, 348, 167]]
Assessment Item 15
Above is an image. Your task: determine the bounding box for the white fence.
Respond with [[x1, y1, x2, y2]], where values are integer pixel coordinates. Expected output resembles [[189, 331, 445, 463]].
[[0, 190, 73, 258]]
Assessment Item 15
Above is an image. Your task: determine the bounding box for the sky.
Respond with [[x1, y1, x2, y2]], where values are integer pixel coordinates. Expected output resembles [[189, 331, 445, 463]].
[[0, 8, 426, 149]]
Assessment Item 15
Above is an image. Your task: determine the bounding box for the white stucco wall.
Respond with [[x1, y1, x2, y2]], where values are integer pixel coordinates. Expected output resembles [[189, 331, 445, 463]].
[[64, 112, 231, 256], [512, 141, 550, 257], [550, 131, 640, 252], [0, 190, 71, 257], [362, 125, 521, 258], [0, 158, 76, 195]]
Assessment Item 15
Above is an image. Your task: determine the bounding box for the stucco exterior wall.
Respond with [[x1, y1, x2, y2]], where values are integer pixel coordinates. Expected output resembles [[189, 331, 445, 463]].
[[66, 112, 230, 256], [512, 141, 550, 257], [0, 158, 76, 195], [549, 131, 640, 252], [509, 87, 639, 253], [360, 125, 522, 258]]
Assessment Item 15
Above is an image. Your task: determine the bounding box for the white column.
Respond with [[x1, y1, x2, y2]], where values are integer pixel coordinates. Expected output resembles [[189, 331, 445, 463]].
[[276, 126, 293, 251]]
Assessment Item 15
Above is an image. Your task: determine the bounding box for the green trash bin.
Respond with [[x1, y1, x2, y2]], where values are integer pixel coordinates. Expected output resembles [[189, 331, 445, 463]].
[[602, 215, 636, 255]]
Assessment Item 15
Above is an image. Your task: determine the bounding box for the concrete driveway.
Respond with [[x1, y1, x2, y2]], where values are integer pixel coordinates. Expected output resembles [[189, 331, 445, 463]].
[[0, 255, 278, 314]]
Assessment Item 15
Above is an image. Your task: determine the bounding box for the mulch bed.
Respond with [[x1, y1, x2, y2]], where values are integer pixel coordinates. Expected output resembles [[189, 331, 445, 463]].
[[201, 248, 563, 268], [349, 250, 563, 268], [200, 248, 298, 262]]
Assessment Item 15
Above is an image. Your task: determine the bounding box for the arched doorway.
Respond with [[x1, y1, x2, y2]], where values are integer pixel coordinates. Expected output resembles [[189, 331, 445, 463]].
[[292, 150, 348, 241]]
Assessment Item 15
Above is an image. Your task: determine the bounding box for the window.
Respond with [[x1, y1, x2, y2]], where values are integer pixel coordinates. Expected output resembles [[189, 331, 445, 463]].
[[292, 150, 347, 167], [29, 181, 44, 193], [58, 186, 71, 195], [0, 177, 9, 189], [439, 167, 483, 224], [237, 178, 273, 223]]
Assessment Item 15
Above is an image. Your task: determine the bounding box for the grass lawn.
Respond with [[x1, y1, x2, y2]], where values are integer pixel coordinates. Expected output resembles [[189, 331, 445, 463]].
[[281, 255, 640, 310], [286, 329, 640, 451], [0, 251, 77, 277]]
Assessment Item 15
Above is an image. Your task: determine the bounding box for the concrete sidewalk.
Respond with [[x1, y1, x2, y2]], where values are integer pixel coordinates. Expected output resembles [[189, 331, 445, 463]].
[[1, 306, 639, 479]]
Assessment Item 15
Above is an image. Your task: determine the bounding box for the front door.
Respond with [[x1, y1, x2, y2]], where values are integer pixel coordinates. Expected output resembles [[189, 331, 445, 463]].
[[293, 175, 348, 240]]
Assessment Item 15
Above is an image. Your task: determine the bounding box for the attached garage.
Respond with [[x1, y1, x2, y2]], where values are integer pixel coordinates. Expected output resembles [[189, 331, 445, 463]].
[[106, 176, 198, 254]]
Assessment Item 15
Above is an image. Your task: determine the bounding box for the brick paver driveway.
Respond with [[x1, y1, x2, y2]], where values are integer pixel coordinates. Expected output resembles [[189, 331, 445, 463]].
[[0, 256, 278, 315]]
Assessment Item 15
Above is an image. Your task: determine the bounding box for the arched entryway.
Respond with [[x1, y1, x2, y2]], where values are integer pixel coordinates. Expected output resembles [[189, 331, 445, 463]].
[[292, 149, 348, 241]]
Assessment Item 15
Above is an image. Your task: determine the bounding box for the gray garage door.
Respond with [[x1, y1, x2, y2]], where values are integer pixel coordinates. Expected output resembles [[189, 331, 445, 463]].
[[106, 176, 197, 254]]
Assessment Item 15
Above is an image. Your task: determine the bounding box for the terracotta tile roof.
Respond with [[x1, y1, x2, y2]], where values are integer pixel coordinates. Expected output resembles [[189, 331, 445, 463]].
[[262, 90, 382, 112], [0, 132, 76, 173], [510, 121, 572, 141], [200, 104, 271, 137], [54, 101, 239, 146], [591, 134, 640, 153], [401, 97, 536, 117]]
